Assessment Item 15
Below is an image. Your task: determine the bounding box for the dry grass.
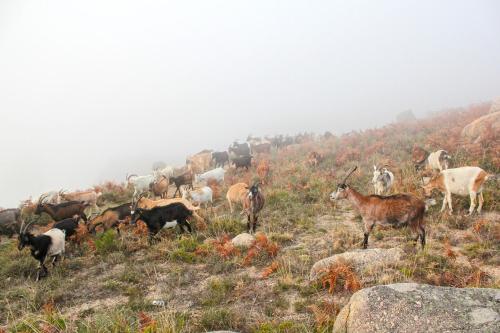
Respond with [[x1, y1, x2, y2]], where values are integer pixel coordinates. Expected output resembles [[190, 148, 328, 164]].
[[1, 102, 498, 331], [319, 260, 361, 295]]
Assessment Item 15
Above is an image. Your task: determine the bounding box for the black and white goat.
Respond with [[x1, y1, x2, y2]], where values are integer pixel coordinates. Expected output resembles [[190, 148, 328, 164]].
[[131, 202, 193, 244], [18, 221, 66, 281]]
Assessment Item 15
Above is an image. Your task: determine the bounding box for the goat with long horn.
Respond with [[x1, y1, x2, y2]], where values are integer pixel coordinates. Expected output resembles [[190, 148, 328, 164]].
[[330, 166, 426, 249], [18, 220, 66, 281]]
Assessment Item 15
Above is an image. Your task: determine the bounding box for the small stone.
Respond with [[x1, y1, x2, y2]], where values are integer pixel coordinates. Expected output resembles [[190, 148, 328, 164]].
[[231, 233, 255, 248]]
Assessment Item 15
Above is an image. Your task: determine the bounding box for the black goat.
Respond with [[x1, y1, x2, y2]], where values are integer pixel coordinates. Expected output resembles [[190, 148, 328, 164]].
[[53, 216, 80, 238], [228, 142, 251, 157], [212, 151, 229, 168], [18, 221, 66, 281], [131, 202, 193, 244], [231, 155, 253, 170], [169, 172, 193, 198]]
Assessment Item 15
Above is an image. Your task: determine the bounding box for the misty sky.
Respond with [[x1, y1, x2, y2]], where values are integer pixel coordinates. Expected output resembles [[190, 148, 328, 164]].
[[1, 1, 500, 207]]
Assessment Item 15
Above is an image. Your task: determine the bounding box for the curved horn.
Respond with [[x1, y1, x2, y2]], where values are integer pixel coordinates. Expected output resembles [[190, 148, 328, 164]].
[[38, 193, 49, 204], [21, 220, 35, 234], [138, 191, 148, 201], [127, 174, 138, 182], [132, 191, 147, 210], [341, 166, 357, 184]]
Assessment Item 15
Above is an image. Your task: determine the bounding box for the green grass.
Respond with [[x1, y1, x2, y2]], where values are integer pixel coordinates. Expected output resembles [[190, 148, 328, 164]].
[[200, 277, 235, 306]]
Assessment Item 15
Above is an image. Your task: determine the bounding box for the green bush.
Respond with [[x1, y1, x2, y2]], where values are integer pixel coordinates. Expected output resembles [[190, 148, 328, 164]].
[[168, 236, 200, 263], [201, 277, 235, 306], [95, 229, 119, 255]]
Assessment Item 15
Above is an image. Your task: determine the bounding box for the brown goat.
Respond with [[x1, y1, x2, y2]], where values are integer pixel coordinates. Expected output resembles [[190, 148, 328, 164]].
[[150, 176, 169, 198], [186, 151, 212, 174], [88, 203, 131, 234], [256, 160, 270, 184], [226, 183, 249, 214], [35, 196, 89, 222], [330, 166, 426, 249], [60, 190, 101, 209], [307, 151, 323, 167], [243, 183, 265, 233]]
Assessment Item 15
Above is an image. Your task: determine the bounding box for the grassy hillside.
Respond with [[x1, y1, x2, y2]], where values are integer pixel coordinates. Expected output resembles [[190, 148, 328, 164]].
[[0, 102, 498, 332]]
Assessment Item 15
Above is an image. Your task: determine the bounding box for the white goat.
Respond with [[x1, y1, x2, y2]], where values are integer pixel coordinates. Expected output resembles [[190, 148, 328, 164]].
[[195, 167, 225, 184], [422, 166, 492, 215], [181, 186, 213, 209], [426, 150, 450, 171], [127, 174, 155, 199], [153, 166, 174, 179], [372, 166, 394, 195]]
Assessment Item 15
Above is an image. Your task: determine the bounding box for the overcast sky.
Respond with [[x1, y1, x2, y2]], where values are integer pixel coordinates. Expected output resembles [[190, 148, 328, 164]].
[[1, 0, 499, 207]]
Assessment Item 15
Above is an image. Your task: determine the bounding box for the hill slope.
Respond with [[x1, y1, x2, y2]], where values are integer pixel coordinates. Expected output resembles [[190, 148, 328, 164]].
[[0, 102, 498, 332]]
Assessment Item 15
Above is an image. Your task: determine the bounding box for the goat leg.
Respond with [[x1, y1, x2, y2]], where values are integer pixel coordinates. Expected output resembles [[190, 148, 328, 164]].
[[362, 221, 375, 249], [185, 221, 192, 233], [246, 214, 252, 233], [419, 226, 426, 249]]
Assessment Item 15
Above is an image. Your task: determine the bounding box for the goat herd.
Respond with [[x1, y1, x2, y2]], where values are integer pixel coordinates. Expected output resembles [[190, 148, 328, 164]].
[[0, 137, 495, 281]]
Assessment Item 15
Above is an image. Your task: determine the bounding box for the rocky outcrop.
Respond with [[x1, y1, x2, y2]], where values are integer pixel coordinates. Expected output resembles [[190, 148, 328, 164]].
[[461, 111, 500, 143], [231, 233, 255, 248], [489, 97, 500, 114], [309, 248, 403, 281], [333, 283, 500, 333]]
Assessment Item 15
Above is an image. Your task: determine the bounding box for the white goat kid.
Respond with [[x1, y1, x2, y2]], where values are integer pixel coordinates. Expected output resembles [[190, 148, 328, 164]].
[[372, 166, 394, 195], [181, 186, 213, 210]]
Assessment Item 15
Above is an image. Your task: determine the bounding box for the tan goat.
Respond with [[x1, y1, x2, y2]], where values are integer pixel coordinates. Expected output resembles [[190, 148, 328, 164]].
[[226, 183, 249, 214]]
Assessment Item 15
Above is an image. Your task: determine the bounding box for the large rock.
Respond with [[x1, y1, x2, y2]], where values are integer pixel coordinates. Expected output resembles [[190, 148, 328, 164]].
[[309, 248, 403, 281], [490, 97, 500, 114], [333, 283, 500, 333], [231, 233, 255, 248], [461, 111, 500, 143]]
